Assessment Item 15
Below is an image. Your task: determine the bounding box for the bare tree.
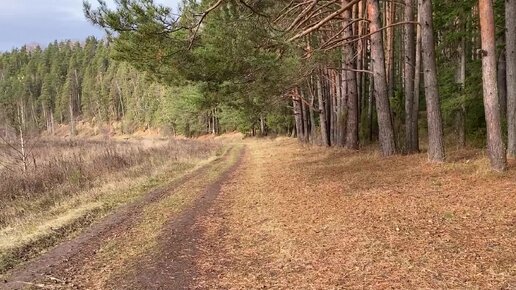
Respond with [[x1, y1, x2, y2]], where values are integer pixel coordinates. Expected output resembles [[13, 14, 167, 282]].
[[0, 102, 38, 173]]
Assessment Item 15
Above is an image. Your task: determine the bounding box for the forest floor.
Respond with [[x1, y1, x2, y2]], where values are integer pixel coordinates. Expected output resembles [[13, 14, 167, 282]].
[[2, 137, 516, 289]]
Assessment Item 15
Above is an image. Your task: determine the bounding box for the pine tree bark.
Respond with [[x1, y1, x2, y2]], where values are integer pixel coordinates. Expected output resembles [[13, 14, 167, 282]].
[[330, 71, 338, 145], [497, 50, 507, 118], [479, 0, 507, 171], [343, 0, 359, 149], [359, 0, 367, 123], [420, 0, 445, 162], [293, 92, 304, 141], [367, 0, 396, 156], [301, 90, 310, 142], [309, 82, 317, 143], [385, 1, 395, 100], [324, 71, 333, 146], [507, 0, 516, 157], [368, 74, 375, 142], [356, 2, 365, 123], [413, 5, 422, 149], [317, 75, 330, 146], [404, 0, 418, 153], [455, 34, 467, 148], [336, 70, 345, 146]]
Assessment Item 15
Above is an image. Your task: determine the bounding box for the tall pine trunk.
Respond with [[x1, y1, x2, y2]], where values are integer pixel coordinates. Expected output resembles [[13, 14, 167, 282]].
[[413, 4, 422, 150], [309, 83, 317, 143], [404, 0, 418, 153], [367, 0, 396, 156], [479, 0, 507, 171], [336, 70, 345, 146], [368, 73, 375, 142], [507, 0, 516, 157], [301, 90, 310, 142], [455, 33, 467, 148], [324, 71, 333, 145], [343, 0, 359, 149], [293, 91, 304, 141], [385, 1, 395, 100], [497, 50, 507, 118], [317, 74, 330, 146], [420, 0, 445, 162]]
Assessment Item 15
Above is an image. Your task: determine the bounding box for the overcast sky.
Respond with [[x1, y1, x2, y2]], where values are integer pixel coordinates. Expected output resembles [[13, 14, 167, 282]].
[[0, 0, 181, 51]]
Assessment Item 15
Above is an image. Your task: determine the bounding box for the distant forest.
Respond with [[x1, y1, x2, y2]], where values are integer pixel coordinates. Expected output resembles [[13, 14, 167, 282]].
[[0, 38, 267, 137]]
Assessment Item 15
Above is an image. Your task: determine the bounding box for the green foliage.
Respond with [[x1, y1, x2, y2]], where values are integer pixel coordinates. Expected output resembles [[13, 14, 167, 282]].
[[156, 84, 204, 136], [0, 38, 186, 134], [3, 0, 507, 142], [432, 0, 507, 143], [83, 0, 305, 135]]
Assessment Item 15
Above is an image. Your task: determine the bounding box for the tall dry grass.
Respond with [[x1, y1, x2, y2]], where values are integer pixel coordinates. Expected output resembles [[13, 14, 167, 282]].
[[0, 138, 220, 227]]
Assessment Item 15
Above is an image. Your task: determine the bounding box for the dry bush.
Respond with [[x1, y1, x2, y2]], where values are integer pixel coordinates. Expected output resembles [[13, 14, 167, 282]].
[[0, 138, 220, 227]]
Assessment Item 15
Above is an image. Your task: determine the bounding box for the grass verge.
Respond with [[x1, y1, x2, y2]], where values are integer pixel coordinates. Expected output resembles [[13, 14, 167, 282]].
[[75, 145, 242, 289], [0, 139, 222, 275]]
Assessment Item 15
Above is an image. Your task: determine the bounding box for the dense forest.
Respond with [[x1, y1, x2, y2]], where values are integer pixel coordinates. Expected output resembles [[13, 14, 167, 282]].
[[0, 38, 247, 138], [1, 0, 515, 171]]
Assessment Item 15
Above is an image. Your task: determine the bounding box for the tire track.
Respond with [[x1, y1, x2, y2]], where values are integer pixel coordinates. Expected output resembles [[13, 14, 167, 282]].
[[2, 146, 242, 290], [106, 145, 245, 289]]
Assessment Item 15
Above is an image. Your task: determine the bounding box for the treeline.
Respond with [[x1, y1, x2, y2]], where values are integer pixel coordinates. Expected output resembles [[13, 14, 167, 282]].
[[288, 0, 510, 156], [84, 0, 515, 171], [0, 38, 253, 137], [0, 38, 159, 135], [2, 0, 515, 171], [277, 0, 513, 170]]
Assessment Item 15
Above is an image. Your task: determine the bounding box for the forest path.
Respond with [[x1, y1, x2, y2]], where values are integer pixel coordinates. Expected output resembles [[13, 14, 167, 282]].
[[3, 138, 516, 289], [189, 139, 515, 289]]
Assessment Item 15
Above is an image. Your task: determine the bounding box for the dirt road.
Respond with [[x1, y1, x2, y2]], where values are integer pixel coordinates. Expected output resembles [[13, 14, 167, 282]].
[[2, 145, 244, 289], [2, 139, 515, 289]]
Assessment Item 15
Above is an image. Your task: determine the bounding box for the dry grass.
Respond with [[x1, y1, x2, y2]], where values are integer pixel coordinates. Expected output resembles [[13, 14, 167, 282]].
[[74, 145, 243, 289], [0, 137, 221, 274], [195, 138, 516, 289], [0, 138, 218, 226]]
